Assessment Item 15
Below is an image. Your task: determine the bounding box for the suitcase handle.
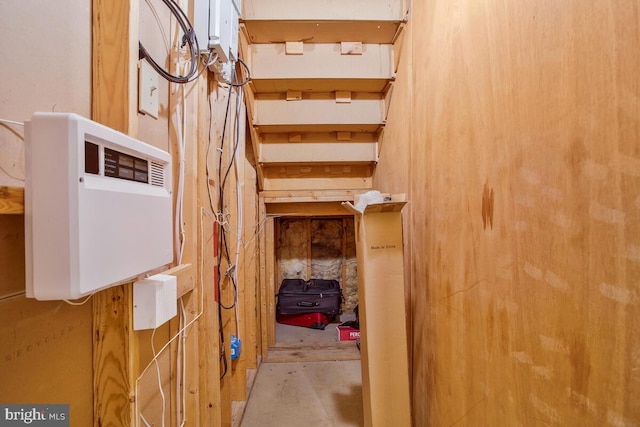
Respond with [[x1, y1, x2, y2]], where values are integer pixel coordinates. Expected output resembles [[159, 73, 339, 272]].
[[297, 301, 319, 307]]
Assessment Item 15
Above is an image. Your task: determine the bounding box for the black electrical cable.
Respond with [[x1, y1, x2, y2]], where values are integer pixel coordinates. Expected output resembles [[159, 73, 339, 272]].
[[212, 57, 253, 380], [228, 58, 251, 87], [138, 0, 203, 84], [216, 72, 237, 311], [218, 70, 244, 311]]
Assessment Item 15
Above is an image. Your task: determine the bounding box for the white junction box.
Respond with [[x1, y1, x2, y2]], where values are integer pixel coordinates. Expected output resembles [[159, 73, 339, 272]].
[[133, 274, 177, 330], [25, 113, 173, 300], [193, 0, 240, 82]]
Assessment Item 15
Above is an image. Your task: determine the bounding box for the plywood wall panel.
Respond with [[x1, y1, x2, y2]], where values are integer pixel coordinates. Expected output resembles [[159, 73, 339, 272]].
[[375, 0, 640, 425], [0, 3, 93, 426], [0, 298, 94, 426]]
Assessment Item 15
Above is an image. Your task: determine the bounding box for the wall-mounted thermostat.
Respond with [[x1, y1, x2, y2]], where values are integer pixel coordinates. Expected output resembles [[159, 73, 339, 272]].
[[25, 113, 173, 300]]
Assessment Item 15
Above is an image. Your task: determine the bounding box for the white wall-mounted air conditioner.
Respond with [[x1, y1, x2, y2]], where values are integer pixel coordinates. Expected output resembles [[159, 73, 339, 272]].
[[25, 113, 173, 301]]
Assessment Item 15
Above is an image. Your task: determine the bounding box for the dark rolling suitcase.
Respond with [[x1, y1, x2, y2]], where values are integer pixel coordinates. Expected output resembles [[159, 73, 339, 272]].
[[276, 312, 334, 330], [276, 279, 343, 316]]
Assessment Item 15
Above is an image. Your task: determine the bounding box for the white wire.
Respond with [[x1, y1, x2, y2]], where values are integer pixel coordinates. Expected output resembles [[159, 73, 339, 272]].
[[233, 89, 244, 338], [63, 294, 94, 306], [176, 297, 184, 427], [139, 413, 152, 427], [135, 207, 209, 407], [173, 78, 186, 265], [142, 0, 172, 55], [151, 328, 167, 427], [179, 298, 187, 426], [0, 118, 26, 181]]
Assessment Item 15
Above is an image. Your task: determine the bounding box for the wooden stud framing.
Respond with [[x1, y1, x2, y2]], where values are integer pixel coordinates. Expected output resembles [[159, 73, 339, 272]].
[[91, 1, 139, 425], [243, 156, 259, 370], [265, 202, 353, 217], [265, 218, 276, 348], [258, 199, 268, 358], [231, 100, 248, 403]]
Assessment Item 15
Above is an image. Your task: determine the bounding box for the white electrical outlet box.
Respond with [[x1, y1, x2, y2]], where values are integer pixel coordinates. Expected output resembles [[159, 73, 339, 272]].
[[133, 274, 177, 330], [194, 0, 239, 67], [194, 0, 227, 61], [25, 113, 173, 301]]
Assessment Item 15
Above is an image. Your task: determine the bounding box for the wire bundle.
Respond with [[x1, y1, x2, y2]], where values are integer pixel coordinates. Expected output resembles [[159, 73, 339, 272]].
[[138, 0, 204, 84]]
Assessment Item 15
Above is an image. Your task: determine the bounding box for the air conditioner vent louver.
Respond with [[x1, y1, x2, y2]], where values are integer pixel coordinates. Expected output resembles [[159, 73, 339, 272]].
[[150, 162, 165, 186]]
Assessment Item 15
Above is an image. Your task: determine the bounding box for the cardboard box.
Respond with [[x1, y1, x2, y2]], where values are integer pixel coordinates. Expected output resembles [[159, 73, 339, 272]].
[[336, 325, 361, 341], [343, 193, 411, 427]]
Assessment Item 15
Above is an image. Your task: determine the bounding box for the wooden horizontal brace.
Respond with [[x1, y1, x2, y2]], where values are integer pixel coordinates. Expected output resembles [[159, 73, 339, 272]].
[[243, 21, 402, 44], [266, 201, 355, 217], [262, 176, 373, 192], [260, 142, 377, 164], [160, 263, 195, 298], [261, 132, 378, 144], [259, 189, 361, 203], [286, 91, 302, 101]]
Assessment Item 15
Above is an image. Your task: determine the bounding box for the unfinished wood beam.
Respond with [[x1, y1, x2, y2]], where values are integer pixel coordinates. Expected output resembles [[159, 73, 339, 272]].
[[337, 131, 352, 141], [258, 199, 268, 358], [265, 217, 276, 349], [265, 202, 354, 217], [259, 189, 361, 204], [159, 263, 194, 298], [243, 156, 259, 370], [92, 0, 138, 137], [91, 1, 139, 426], [288, 133, 302, 143], [286, 91, 302, 101], [238, 26, 265, 190]]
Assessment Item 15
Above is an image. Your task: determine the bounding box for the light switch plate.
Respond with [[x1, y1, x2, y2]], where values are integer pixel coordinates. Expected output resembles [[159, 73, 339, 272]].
[[138, 60, 159, 119]]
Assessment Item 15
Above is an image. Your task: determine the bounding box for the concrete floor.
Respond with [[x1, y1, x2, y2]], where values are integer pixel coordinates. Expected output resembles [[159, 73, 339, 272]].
[[240, 360, 363, 427], [240, 314, 363, 426], [275, 313, 357, 346]]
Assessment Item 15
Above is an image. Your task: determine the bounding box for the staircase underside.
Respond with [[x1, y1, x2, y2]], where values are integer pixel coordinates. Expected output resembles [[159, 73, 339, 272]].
[[240, 0, 408, 194]]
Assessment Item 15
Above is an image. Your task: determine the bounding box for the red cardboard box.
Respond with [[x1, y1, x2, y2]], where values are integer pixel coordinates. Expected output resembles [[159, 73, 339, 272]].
[[336, 325, 360, 341]]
